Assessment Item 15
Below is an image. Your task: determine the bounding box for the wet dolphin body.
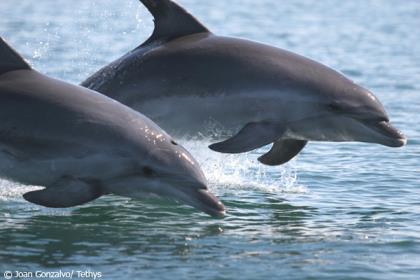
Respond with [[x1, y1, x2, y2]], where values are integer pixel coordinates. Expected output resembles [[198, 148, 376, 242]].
[[0, 37, 224, 217], [82, 0, 406, 166]]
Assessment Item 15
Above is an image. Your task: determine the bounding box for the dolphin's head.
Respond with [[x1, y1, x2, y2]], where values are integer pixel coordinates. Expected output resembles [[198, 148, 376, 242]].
[[288, 77, 407, 147], [106, 136, 225, 217], [324, 84, 406, 147]]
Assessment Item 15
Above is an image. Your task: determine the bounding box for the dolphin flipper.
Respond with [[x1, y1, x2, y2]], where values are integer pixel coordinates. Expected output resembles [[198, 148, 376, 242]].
[[209, 122, 284, 154], [139, 0, 210, 46], [258, 140, 307, 166], [23, 177, 103, 208]]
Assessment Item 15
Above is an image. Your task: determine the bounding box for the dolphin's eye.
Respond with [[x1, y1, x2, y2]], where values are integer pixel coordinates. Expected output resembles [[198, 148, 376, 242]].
[[171, 140, 178, 145], [328, 103, 341, 112], [142, 166, 155, 177]]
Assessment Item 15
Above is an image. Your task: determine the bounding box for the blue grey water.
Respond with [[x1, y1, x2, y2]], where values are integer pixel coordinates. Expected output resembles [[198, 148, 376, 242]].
[[0, 0, 419, 279]]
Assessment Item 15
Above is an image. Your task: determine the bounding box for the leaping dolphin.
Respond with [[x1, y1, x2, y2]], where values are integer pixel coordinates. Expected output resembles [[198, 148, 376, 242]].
[[0, 37, 224, 217], [82, 0, 406, 166]]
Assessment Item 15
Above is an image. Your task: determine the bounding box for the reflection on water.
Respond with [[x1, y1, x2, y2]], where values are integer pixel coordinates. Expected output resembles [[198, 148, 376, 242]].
[[0, 194, 315, 268]]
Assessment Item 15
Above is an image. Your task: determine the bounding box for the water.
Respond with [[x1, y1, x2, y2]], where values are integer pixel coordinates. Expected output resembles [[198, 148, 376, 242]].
[[0, 0, 419, 279]]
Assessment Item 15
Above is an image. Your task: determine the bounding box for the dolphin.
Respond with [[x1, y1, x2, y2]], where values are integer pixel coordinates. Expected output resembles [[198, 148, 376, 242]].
[[82, 0, 406, 166], [0, 37, 224, 217]]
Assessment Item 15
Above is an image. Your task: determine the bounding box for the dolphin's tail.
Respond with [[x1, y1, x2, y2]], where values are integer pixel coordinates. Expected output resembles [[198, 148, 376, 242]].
[[0, 37, 30, 75]]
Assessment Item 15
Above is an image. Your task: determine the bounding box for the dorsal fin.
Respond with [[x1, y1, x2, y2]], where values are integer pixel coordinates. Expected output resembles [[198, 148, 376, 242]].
[[139, 0, 210, 45], [0, 37, 30, 75]]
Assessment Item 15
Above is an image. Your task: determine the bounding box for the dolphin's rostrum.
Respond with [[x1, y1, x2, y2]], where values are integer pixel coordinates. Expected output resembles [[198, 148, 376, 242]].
[[83, 0, 407, 166], [0, 37, 225, 217]]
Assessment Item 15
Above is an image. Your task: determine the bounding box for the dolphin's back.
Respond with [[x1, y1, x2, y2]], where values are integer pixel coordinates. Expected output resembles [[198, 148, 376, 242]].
[[0, 69, 157, 159], [83, 32, 355, 102], [81, 0, 355, 104]]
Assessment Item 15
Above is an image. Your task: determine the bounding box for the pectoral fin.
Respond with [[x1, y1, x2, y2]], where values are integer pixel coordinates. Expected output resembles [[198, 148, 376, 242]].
[[209, 122, 285, 154], [23, 177, 103, 208], [258, 140, 307, 166]]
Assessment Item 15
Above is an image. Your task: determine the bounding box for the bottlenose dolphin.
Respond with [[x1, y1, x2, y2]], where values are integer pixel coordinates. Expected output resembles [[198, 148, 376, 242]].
[[0, 37, 224, 217], [82, 0, 406, 166]]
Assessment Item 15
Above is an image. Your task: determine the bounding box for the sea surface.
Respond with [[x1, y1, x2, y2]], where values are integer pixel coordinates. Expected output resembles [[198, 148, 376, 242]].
[[0, 0, 419, 279]]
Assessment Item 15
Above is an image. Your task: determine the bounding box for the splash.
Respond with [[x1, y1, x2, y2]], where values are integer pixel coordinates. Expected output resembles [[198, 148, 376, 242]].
[[0, 179, 42, 202], [182, 139, 308, 194], [32, 40, 50, 60]]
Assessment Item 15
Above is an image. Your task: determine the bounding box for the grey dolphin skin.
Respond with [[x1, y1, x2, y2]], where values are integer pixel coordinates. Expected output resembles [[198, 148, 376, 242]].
[[0, 37, 224, 217], [82, 0, 406, 166]]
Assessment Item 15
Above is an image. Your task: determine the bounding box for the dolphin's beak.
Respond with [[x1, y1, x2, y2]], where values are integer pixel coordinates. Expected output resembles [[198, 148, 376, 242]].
[[364, 120, 407, 147], [169, 178, 225, 218], [182, 188, 226, 218]]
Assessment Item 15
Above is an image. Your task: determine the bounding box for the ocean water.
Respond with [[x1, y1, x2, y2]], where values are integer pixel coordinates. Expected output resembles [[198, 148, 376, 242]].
[[0, 0, 419, 279]]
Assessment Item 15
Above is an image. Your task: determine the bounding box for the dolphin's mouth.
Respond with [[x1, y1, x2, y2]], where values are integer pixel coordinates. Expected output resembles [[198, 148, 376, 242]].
[[365, 120, 407, 147], [178, 188, 225, 218], [167, 177, 225, 217]]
